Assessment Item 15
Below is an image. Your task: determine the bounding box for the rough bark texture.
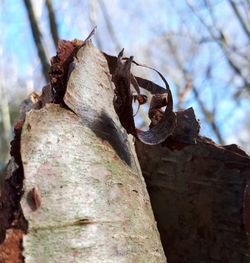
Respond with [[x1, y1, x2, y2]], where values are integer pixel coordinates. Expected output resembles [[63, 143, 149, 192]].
[[0, 42, 166, 262], [1, 36, 250, 263], [135, 138, 250, 263]]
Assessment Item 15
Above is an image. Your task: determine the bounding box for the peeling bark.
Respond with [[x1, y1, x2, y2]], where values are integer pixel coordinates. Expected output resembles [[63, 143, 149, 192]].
[[0, 229, 24, 263], [0, 41, 166, 262], [1, 34, 250, 263]]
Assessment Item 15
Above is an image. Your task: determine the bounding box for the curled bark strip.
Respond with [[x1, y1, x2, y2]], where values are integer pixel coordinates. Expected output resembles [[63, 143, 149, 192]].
[[112, 49, 137, 136], [84, 26, 97, 43], [130, 75, 148, 117], [130, 74, 141, 95], [111, 51, 176, 145], [135, 76, 166, 95], [138, 111, 176, 145], [103, 53, 167, 95], [130, 60, 173, 112], [148, 94, 168, 127], [149, 94, 168, 112]]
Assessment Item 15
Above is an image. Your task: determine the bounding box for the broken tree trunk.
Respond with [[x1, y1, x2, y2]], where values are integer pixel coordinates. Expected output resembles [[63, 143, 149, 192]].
[[1, 33, 250, 263], [0, 42, 166, 262], [135, 138, 250, 263]]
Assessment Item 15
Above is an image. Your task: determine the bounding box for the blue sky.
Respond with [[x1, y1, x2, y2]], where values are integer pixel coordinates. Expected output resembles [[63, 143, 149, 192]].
[[0, 0, 249, 151]]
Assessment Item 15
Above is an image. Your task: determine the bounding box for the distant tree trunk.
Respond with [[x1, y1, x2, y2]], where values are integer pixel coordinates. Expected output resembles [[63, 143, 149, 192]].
[[45, 0, 59, 49], [23, 0, 50, 82], [136, 138, 250, 263], [0, 42, 166, 262], [0, 76, 11, 166]]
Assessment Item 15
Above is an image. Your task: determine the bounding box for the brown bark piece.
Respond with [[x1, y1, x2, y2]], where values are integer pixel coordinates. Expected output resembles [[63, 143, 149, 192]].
[[0, 93, 38, 261], [0, 229, 23, 263], [135, 138, 250, 263], [112, 51, 136, 136], [50, 39, 84, 103], [104, 52, 177, 145]]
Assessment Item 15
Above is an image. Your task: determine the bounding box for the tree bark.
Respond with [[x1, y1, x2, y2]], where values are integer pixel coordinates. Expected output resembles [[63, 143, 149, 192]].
[[0, 42, 166, 262], [1, 34, 250, 263], [135, 138, 250, 263]]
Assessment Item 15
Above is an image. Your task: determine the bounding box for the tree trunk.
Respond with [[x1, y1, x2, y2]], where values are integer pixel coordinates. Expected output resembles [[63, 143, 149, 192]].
[[1, 35, 250, 263], [135, 138, 250, 263], [0, 42, 166, 262]]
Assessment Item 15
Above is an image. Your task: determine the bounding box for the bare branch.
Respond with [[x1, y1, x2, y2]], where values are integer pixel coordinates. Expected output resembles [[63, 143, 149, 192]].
[[228, 0, 250, 40], [45, 0, 59, 49], [164, 36, 224, 143], [23, 0, 50, 82], [186, 0, 250, 91], [97, 0, 122, 52], [192, 85, 224, 144], [88, 0, 103, 50]]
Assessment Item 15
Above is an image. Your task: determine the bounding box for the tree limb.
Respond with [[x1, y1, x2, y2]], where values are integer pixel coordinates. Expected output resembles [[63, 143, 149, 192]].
[[45, 0, 59, 49], [23, 0, 50, 82]]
